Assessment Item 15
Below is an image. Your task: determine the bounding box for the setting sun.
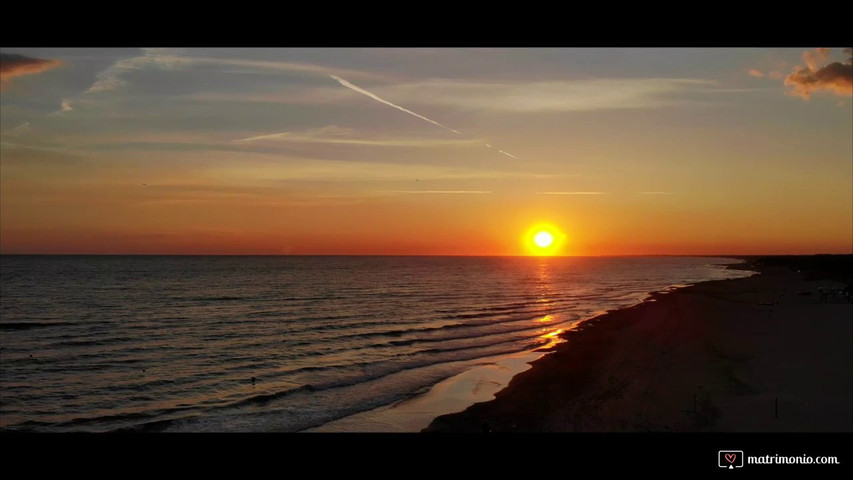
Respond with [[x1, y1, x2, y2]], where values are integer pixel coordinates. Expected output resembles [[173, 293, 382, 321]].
[[534, 231, 554, 248], [524, 224, 567, 256]]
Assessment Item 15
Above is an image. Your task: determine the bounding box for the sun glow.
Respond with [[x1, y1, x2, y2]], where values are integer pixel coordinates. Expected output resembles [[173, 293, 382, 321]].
[[523, 224, 567, 256]]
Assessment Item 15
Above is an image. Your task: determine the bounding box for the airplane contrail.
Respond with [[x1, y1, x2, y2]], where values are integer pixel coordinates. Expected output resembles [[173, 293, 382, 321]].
[[330, 75, 461, 135], [330, 74, 520, 159]]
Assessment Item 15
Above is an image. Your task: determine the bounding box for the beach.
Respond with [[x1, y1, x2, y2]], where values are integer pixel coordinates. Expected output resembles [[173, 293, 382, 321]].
[[425, 257, 853, 432]]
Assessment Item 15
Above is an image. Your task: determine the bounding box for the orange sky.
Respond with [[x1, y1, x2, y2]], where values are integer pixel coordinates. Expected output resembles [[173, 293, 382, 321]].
[[1, 48, 851, 255]]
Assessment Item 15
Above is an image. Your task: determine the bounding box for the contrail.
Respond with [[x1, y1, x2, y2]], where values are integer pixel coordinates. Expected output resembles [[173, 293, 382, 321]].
[[330, 74, 520, 159], [331, 75, 461, 135]]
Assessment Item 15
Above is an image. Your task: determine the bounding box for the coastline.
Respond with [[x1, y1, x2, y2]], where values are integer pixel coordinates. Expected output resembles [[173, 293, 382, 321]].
[[306, 349, 545, 432], [310, 258, 754, 432], [424, 257, 853, 432]]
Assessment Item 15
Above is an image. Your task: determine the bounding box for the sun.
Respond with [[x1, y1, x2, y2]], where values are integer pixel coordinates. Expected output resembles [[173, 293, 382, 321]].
[[533, 231, 554, 248], [523, 224, 567, 256]]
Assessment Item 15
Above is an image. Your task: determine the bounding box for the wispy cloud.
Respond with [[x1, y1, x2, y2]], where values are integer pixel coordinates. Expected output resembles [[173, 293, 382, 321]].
[[639, 191, 674, 195], [86, 48, 184, 93], [370, 78, 715, 112], [233, 125, 480, 148], [381, 190, 493, 194], [83, 50, 362, 94], [47, 98, 75, 116], [62, 50, 380, 115], [208, 158, 550, 183], [234, 125, 348, 143], [784, 48, 852, 99], [536, 191, 608, 195], [0, 53, 62, 89], [4, 121, 31, 137], [747, 69, 785, 80], [190, 77, 712, 113], [178, 89, 355, 107], [49, 48, 184, 115], [195, 58, 377, 80], [129, 184, 376, 208]]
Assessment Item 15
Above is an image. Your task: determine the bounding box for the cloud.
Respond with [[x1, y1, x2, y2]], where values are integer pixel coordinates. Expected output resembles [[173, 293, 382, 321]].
[[86, 48, 184, 93], [235, 125, 353, 143], [233, 125, 481, 148], [802, 48, 830, 71], [750, 57, 788, 81], [382, 191, 492, 194], [193, 57, 378, 80], [784, 48, 853, 99], [369, 78, 714, 112], [48, 49, 185, 116], [179, 89, 355, 107], [210, 158, 543, 183], [639, 191, 674, 195], [4, 121, 31, 137], [47, 98, 75, 116], [536, 191, 608, 195], [330, 75, 462, 135], [0, 53, 62, 88], [73, 50, 381, 104], [82, 49, 368, 96]]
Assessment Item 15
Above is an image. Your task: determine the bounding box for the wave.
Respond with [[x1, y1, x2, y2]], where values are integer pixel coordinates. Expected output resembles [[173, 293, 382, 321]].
[[0, 256, 751, 432], [0, 322, 76, 331]]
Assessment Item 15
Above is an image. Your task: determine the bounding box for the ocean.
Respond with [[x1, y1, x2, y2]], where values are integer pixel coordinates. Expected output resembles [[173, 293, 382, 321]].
[[0, 255, 753, 432]]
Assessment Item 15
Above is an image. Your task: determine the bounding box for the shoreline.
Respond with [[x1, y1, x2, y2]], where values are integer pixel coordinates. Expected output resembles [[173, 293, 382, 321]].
[[310, 259, 753, 432], [424, 257, 853, 432], [305, 349, 546, 432]]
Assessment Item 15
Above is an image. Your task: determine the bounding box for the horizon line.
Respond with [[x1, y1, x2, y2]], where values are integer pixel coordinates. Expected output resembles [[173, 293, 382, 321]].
[[1, 253, 850, 258]]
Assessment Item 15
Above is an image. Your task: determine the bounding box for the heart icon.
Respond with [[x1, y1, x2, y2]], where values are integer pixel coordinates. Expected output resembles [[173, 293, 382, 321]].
[[725, 453, 736, 464]]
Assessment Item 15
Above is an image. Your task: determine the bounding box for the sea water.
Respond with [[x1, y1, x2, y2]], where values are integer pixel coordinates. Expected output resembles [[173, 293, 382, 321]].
[[0, 256, 753, 432]]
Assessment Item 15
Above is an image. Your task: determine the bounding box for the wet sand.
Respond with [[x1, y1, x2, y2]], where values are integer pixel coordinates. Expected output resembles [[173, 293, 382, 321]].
[[307, 351, 544, 432], [425, 258, 853, 432]]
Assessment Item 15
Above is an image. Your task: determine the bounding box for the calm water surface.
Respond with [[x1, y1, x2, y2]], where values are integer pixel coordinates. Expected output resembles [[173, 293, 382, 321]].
[[0, 256, 752, 432]]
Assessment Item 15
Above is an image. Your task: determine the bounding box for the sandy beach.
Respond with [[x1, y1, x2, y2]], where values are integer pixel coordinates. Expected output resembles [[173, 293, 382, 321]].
[[425, 257, 853, 432]]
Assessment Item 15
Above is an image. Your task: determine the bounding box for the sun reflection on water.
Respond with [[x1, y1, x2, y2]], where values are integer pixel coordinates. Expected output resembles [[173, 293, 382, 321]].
[[540, 328, 565, 349]]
